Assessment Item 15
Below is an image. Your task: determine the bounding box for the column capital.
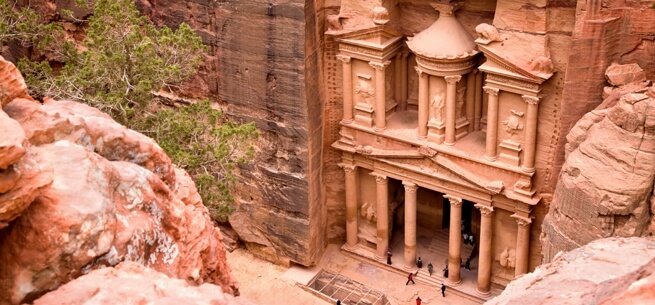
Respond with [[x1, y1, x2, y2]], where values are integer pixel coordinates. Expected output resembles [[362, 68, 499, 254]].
[[483, 86, 500, 96], [370, 172, 388, 184], [414, 66, 425, 77], [475, 203, 494, 215], [403, 181, 418, 193], [522, 95, 540, 105], [336, 54, 351, 64], [444, 194, 463, 207], [338, 163, 356, 173], [401, 50, 411, 58], [369, 60, 391, 70], [511, 214, 533, 226], [445, 75, 462, 85]]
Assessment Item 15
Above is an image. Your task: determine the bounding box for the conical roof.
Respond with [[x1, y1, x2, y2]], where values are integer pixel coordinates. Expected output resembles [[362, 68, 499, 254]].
[[407, 12, 477, 60]]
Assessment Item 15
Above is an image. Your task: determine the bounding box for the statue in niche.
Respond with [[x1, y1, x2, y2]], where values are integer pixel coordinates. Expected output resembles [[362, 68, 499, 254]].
[[360, 201, 377, 223], [355, 76, 374, 107], [430, 90, 445, 122], [502, 109, 524, 136], [498, 247, 516, 268], [456, 85, 466, 119]]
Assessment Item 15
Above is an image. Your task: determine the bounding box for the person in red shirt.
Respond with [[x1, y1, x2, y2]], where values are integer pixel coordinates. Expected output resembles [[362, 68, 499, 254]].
[[405, 272, 415, 285], [416, 296, 422, 305]]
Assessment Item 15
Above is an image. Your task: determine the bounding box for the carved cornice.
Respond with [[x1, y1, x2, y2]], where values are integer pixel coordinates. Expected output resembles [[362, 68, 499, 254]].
[[475, 203, 494, 215], [444, 194, 463, 207], [403, 181, 418, 193], [483, 86, 500, 96], [336, 54, 351, 64], [369, 61, 391, 71], [445, 75, 462, 85], [511, 214, 533, 226], [522, 95, 540, 105]]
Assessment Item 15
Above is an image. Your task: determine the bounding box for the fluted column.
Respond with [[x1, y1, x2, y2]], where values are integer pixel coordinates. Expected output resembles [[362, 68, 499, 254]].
[[373, 173, 389, 260], [343, 164, 358, 249], [484, 86, 500, 160], [337, 55, 353, 123], [512, 214, 532, 277], [474, 71, 483, 130], [403, 181, 418, 269], [466, 73, 476, 132], [521, 96, 540, 172], [400, 52, 409, 110], [444, 75, 462, 145], [370, 61, 390, 131], [417, 67, 429, 139], [445, 194, 463, 285], [475, 204, 494, 295]]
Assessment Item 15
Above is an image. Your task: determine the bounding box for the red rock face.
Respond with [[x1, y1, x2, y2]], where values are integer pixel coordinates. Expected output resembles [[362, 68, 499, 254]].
[[33, 262, 248, 305], [0, 56, 237, 304]]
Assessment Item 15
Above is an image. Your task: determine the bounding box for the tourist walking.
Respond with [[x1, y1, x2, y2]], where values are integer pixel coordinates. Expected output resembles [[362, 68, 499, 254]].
[[416, 296, 422, 305], [464, 258, 471, 271], [416, 256, 423, 268], [427, 262, 434, 276], [442, 265, 449, 278], [336, 300, 341, 305], [441, 283, 447, 297], [406, 272, 416, 285], [386, 250, 392, 265]]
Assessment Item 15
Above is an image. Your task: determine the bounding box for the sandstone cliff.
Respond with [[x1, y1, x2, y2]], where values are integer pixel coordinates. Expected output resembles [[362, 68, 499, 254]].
[[542, 65, 655, 261], [485, 237, 655, 305], [0, 57, 237, 304]]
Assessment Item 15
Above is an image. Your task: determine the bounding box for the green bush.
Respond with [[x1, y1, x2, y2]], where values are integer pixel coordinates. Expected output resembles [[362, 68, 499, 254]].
[[2, 0, 257, 222]]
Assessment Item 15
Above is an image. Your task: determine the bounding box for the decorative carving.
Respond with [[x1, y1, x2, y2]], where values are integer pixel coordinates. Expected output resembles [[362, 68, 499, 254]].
[[483, 86, 500, 96], [498, 247, 516, 268], [456, 84, 466, 119], [414, 66, 424, 76], [355, 145, 373, 155], [475, 203, 494, 215], [430, 89, 446, 122], [445, 75, 462, 85], [522, 95, 540, 105], [528, 56, 554, 75], [371, 6, 390, 25], [475, 23, 501, 45], [513, 179, 532, 192], [511, 214, 533, 227], [371, 173, 387, 184], [336, 54, 351, 64], [327, 14, 344, 31], [339, 163, 356, 174], [403, 181, 418, 193], [502, 109, 525, 135], [369, 61, 391, 71], [418, 146, 437, 157], [444, 194, 463, 207], [355, 75, 374, 107]]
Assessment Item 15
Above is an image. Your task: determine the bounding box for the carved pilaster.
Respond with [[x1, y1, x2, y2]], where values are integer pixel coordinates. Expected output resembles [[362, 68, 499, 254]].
[[521, 95, 540, 172]]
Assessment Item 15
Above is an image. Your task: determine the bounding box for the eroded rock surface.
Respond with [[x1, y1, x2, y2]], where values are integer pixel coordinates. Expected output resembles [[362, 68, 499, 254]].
[[0, 55, 237, 304], [486, 237, 655, 305], [542, 76, 655, 261], [33, 262, 248, 305]]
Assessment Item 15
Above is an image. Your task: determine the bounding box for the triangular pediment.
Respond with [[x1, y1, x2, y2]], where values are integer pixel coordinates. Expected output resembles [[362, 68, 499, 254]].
[[477, 45, 546, 83], [336, 26, 403, 49]]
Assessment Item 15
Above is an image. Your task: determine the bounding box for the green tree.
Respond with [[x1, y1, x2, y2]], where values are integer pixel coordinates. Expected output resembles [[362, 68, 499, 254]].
[[3, 0, 257, 222]]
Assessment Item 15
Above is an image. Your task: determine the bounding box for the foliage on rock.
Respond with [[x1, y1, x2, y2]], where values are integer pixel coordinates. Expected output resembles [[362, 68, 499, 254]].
[[0, 0, 257, 222]]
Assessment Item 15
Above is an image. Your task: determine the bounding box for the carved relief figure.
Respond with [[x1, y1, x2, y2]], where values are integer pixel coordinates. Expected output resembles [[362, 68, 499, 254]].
[[475, 23, 501, 44], [360, 201, 377, 223], [502, 109, 524, 136], [354, 76, 374, 107], [456, 85, 466, 119], [430, 90, 445, 122], [498, 247, 516, 268]]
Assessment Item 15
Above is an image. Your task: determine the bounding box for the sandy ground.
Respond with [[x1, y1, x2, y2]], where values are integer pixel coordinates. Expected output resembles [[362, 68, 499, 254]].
[[227, 248, 331, 305]]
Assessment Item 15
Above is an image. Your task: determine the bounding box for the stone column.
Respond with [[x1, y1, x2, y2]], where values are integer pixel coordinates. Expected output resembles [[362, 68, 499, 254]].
[[444, 194, 463, 285], [474, 71, 482, 130], [343, 164, 358, 249], [337, 55, 353, 123], [444, 75, 462, 145], [373, 173, 389, 260], [400, 52, 409, 111], [484, 86, 500, 160], [417, 67, 429, 139], [521, 95, 540, 172], [370, 61, 390, 131], [475, 204, 494, 295], [403, 181, 418, 269], [395, 55, 402, 107], [466, 73, 476, 132], [512, 214, 532, 277]]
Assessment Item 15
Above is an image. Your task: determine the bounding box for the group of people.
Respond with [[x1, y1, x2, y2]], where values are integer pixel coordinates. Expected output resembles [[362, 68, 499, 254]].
[[405, 256, 448, 300]]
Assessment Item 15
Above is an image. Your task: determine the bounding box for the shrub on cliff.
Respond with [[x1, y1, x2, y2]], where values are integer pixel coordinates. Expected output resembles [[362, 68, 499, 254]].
[[1, 0, 257, 222]]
